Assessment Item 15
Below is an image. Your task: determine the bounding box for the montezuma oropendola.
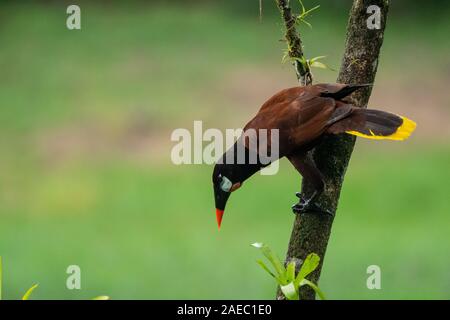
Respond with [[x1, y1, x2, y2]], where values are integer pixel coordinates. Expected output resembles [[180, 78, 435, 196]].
[[212, 83, 416, 229]]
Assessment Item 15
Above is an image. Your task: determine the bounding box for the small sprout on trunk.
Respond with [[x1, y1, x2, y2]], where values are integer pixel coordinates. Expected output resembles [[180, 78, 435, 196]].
[[252, 242, 326, 300]]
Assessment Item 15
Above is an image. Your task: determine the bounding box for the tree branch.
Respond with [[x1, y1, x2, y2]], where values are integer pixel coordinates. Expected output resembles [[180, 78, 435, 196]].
[[276, 0, 390, 300], [275, 0, 312, 85]]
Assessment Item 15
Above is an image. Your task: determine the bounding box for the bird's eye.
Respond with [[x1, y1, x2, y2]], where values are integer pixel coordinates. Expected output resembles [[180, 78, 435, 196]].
[[220, 176, 232, 192]]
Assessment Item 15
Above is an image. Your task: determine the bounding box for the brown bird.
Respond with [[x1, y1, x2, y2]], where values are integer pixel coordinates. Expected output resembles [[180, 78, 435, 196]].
[[212, 83, 416, 229]]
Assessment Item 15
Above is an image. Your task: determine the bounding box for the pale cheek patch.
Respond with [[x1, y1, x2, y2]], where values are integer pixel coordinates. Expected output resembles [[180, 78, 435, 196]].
[[220, 176, 232, 192]]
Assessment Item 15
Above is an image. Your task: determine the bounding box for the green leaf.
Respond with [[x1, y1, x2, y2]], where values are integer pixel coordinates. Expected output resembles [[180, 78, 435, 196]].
[[253, 245, 328, 300], [298, 0, 306, 13], [22, 284, 38, 300], [252, 243, 286, 283], [281, 50, 289, 64], [300, 279, 326, 300], [308, 56, 335, 71], [261, 248, 286, 283], [309, 55, 327, 63], [295, 253, 320, 286], [286, 260, 296, 283], [280, 282, 299, 300], [310, 61, 327, 69], [256, 260, 276, 279], [303, 5, 320, 17], [291, 56, 308, 70], [92, 296, 110, 300], [296, 1, 320, 28], [301, 19, 312, 29], [310, 61, 335, 71]]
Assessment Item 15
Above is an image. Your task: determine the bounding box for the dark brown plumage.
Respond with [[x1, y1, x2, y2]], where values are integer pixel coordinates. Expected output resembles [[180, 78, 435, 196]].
[[212, 83, 416, 228]]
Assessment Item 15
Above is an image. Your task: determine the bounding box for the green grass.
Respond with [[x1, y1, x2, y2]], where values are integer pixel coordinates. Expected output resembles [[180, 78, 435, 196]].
[[0, 2, 449, 299], [1, 147, 449, 299]]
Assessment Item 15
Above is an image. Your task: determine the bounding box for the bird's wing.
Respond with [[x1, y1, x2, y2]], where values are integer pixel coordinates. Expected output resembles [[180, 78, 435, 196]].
[[243, 88, 336, 155], [256, 86, 306, 112], [326, 101, 354, 126], [288, 95, 336, 147], [316, 83, 372, 100]]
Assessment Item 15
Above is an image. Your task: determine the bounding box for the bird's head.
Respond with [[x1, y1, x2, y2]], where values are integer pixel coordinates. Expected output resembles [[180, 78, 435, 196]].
[[212, 163, 242, 230]]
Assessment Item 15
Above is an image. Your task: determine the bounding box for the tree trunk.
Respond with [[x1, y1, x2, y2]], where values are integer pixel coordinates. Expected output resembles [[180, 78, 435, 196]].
[[277, 0, 390, 300]]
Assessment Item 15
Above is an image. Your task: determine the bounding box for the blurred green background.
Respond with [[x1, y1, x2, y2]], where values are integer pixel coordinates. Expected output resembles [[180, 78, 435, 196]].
[[0, 0, 449, 299]]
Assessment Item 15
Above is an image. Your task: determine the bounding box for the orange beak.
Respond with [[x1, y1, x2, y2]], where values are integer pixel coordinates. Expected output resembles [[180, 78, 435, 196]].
[[216, 208, 224, 230]]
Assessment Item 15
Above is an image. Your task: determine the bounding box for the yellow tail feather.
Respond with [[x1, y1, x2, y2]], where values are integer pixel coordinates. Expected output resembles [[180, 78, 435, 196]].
[[346, 116, 417, 141]]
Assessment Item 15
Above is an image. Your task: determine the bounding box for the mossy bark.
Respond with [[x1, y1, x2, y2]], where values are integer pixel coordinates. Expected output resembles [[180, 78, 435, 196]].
[[275, 0, 312, 85], [276, 0, 390, 300]]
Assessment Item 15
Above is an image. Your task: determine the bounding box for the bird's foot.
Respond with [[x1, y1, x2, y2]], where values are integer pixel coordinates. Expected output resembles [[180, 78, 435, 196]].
[[291, 192, 333, 217]]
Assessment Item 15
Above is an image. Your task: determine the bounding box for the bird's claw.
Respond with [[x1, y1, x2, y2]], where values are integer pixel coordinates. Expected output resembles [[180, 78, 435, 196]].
[[292, 193, 333, 217]]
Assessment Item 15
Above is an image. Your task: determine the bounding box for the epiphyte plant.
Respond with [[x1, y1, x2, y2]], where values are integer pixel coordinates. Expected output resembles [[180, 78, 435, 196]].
[[252, 243, 326, 300]]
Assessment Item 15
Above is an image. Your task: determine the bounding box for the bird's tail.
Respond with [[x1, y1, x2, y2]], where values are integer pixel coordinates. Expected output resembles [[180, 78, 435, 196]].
[[327, 108, 417, 141]]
